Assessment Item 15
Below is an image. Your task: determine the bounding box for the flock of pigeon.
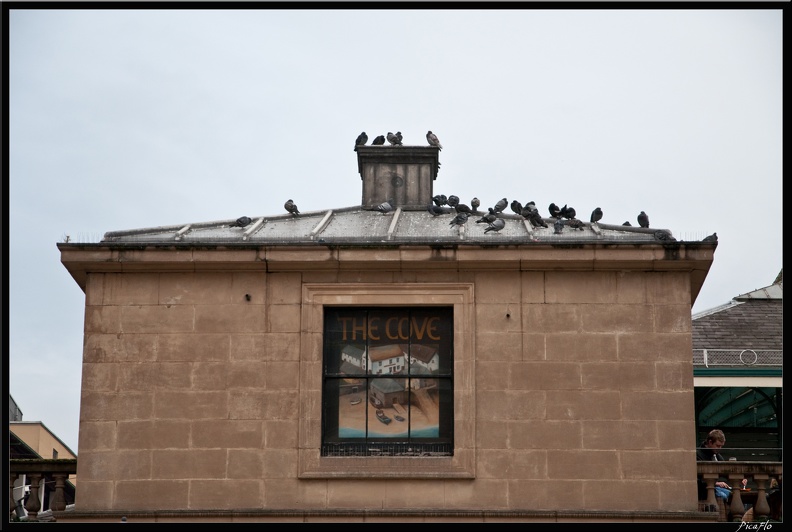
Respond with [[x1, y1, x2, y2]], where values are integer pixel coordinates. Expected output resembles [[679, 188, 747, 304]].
[[419, 195, 634, 235], [225, 129, 717, 243], [228, 199, 715, 243], [355, 130, 443, 150]]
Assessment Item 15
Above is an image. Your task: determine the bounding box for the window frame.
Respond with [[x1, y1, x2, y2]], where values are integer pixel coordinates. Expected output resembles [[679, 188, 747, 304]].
[[321, 306, 455, 456], [298, 283, 476, 479]]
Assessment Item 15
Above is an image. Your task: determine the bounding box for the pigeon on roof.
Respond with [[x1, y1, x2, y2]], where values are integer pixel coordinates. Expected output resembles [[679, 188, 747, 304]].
[[622, 221, 632, 226], [526, 209, 548, 228], [554, 217, 564, 234], [427, 203, 446, 216], [525, 201, 537, 212], [493, 198, 508, 214], [387, 132, 402, 146], [654, 230, 676, 242], [455, 203, 473, 215], [229, 216, 253, 228], [284, 199, 300, 216], [567, 218, 585, 230], [590, 207, 603, 224], [432, 194, 448, 207], [702, 233, 718, 242], [376, 199, 395, 214], [354, 132, 368, 149], [549, 202, 562, 218], [446, 195, 460, 207], [371, 135, 386, 145], [471, 197, 480, 212], [637, 211, 650, 228], [484, 218, 506, 233], [476, 208, 498, 224], [395, 131, 403, 144], [426, 130, 442, 150], [561, 205, 577, 220], [510, 200, 523, 216], [449, 211, 470, 227]]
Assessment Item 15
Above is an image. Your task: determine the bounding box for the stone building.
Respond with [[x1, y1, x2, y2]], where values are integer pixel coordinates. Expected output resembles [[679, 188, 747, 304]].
[[56, 144, 719, 522]]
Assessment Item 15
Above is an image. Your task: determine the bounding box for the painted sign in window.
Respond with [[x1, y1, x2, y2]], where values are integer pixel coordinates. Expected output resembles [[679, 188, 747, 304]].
[[321, 307, 454, 456]]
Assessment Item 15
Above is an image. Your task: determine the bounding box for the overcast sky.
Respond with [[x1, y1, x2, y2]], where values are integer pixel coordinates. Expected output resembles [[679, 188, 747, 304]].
[[7, 7, 782, 454]]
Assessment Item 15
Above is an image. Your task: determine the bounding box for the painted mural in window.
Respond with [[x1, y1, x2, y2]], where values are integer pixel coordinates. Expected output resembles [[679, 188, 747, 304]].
[[321, 307, 454, 456]]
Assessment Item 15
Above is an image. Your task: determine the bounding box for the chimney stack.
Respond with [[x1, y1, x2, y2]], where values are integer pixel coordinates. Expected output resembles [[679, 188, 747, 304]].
[[356, 145, 440, 210]]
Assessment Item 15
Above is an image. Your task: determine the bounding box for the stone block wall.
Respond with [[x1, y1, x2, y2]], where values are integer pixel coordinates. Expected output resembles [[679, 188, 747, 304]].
[[75, 267, 699, 513]]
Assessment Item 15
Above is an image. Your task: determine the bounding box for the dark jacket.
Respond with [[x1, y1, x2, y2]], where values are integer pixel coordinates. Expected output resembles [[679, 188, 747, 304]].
[[696, 442, 725, 462], [696, 441, 726, 500]]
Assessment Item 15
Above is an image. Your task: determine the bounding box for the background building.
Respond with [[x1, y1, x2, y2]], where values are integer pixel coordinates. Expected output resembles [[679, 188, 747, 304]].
[[692, 273, 783, 461], [9, 395, 77, 520]]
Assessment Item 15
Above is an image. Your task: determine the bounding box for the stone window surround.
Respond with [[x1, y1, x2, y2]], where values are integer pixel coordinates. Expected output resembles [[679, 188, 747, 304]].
[[298, 283, 476, 479]]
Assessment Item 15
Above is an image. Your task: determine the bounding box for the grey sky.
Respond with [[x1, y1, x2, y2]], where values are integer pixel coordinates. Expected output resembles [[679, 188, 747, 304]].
[[7, 8, 783, 453]]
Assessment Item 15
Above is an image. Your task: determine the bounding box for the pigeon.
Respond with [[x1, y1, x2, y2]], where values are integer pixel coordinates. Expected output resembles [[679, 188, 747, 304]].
[[638, 211, 650, 228], [427, 203, 446, 216], [387, 132, 401, 146], [520, 205, 536, 219], [476, 208, 498, 224], [426, 130, 443, 150], [524, 201, 537, 212], [484, 218, 506, 233], [622, 221, 632, 226], [449, 211, 469, 227], [371, 135, 386, 145], [284, 200, 300, 216], [567, 218, 585, 230], [376, 198, 395, 214], [554, 217, 564, 234], [354, 132, 368, 149], [493, 198, 508, 214], [471, 197, 480, 212], [702, 233, 718, 242], [229, 216, 253, 228], [451, 202, 471, 214], [446, 195, 460, 207], [526, 209, 548, 228], [590, 207, 603, 224], [561, 205, 577, 220], [395, 131, 403, 144], [549, 203, 562, 218], [510, 200, 523, 216], [432, 194, 448, 207], [654, 230, 676, 242]]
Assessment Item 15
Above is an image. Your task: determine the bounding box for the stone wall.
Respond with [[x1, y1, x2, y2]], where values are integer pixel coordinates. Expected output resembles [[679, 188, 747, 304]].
[[74, 265, 699, 514]]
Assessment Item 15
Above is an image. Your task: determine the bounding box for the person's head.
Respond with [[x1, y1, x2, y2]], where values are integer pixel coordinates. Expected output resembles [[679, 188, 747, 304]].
[[705, 429, 726, 450]]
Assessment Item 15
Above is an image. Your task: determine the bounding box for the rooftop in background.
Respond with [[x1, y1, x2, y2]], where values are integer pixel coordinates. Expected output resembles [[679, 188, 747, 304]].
[[692, 272, 782, 370]]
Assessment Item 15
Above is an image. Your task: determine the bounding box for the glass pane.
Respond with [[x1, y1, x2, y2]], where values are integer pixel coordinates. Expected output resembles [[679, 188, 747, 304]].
[[337, 380, 367, 439], [408, 377, 440, 438], [366, 378, 409, 439], [324, 308, 368, 375]]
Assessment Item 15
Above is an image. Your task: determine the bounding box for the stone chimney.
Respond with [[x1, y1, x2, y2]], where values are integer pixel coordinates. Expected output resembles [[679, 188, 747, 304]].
[[356, 145, 440, 210]]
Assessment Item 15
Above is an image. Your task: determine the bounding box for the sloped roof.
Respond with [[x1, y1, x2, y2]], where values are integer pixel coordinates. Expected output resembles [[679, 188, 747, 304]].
[[100, 205, 684, 246], [692, 281, 782, 350], [735, 282, 783, 301]]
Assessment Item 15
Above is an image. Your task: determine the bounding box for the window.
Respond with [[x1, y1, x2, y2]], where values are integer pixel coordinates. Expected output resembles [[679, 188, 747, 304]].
[[297, 283, 475, 479], [695, 386, 782, 461], [321, 307, 454, 457]]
